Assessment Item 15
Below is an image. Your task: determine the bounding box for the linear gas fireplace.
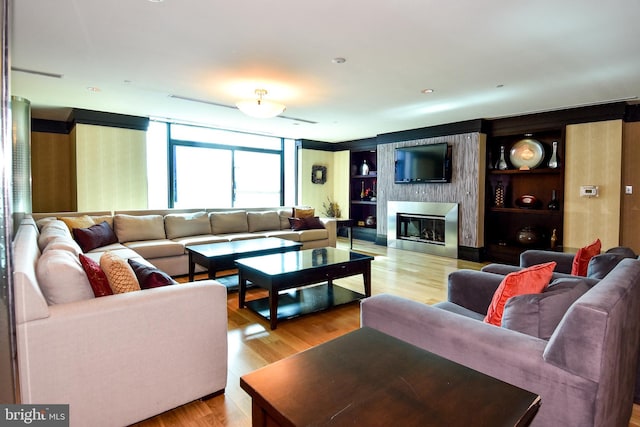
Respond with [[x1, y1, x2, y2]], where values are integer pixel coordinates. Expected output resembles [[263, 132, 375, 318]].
[[388, 201, 458, 258]]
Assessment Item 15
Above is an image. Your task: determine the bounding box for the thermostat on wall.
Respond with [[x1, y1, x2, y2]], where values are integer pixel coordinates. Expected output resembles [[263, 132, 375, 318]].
[[580, 185, 599, 198]]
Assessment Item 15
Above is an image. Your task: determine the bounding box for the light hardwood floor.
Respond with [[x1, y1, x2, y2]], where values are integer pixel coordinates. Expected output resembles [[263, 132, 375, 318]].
[[133, 238, 640, 427]]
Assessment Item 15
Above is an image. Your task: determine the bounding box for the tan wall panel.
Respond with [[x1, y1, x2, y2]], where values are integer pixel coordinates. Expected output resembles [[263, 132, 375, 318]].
[[75, 124, 148, 211], [564, 120, 622, 250], [299, 148, 346, 215], [621, 121, 640, 252], [31, 131, 76, 212]]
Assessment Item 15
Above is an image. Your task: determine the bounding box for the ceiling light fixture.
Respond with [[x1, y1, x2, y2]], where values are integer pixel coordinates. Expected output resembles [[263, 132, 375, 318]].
[[421, 88, 434, 94], [236, 89, 286, 119]]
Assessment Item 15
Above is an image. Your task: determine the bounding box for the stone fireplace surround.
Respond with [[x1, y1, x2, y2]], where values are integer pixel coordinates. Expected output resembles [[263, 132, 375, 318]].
[[388, 201, 459, 258]]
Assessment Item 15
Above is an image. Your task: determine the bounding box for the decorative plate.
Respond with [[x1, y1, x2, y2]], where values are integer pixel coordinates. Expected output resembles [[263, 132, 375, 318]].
[[509, 138, 544, 170], [515, 194, 541, 209]]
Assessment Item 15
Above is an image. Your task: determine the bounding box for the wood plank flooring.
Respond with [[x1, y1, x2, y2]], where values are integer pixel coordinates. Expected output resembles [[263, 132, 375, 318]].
[[132, 238, 640, 427]]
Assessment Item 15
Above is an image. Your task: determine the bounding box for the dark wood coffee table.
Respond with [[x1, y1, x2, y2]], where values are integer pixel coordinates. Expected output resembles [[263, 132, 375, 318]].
[[240, 327, 540, 427], [185, 238, 302, 282], [236, 248, 373, 329]]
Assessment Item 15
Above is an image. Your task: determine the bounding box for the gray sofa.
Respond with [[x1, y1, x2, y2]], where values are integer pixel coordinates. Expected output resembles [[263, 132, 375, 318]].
[[361, 259, 640, 426], [33, 207, 337, 276]]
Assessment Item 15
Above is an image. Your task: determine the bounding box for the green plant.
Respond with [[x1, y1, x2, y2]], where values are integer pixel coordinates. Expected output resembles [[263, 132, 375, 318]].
[[322, 198, 341, 218]]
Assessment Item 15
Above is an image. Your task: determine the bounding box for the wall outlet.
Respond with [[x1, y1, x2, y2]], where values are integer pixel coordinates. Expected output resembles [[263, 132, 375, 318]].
[[626, 185, 633, 195]]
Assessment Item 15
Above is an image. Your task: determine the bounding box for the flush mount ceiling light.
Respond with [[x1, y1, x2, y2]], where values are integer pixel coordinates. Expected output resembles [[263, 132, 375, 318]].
[[235, 89, 286, 119]]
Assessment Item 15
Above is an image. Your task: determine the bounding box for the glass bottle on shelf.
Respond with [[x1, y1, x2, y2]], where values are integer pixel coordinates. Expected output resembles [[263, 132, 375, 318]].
[[360, 181, 365, 199], [494, 180, 505, 207], [550, 228, 558, 249], [496, 146, 508, 170], [547, 190, 560, 210], [548, 141, 559, 168], [361, 160, 370, 176]]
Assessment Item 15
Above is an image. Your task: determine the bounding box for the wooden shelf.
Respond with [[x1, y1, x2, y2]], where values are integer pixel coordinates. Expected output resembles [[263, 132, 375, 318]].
[[351, 200, 377, 205], [352, 174, 377, 179], [489, 168, 561, 175]]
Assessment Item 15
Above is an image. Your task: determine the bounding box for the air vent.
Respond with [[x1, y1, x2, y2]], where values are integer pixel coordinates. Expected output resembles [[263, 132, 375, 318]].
[[11, 67, 63, 79]]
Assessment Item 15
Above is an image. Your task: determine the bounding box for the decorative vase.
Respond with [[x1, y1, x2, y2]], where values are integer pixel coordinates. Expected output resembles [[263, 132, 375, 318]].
[[547, 190, 560, 210], [550, 228, 558, 249], [360, 181, 365, 199], [496, 145, 508, 170], [494, 180, 505, 208], [361, 160, 370, 176], [548, 141, 559, 168], [516, 227, 540, 245], [365, 216, 376, 226]]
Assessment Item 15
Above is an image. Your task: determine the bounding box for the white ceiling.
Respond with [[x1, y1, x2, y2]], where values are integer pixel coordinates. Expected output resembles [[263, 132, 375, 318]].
[[10, 0, 640, 142]]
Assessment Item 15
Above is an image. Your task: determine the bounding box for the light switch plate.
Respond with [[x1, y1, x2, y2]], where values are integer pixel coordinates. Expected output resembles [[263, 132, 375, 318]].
[[626, 185, 633, 195]]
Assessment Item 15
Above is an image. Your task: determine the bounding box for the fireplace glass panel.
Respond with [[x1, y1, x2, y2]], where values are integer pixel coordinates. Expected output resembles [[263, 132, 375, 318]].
[[397, 213, 445, 246]]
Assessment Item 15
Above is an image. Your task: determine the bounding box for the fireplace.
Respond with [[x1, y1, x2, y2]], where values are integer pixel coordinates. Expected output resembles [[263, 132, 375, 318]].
[[387, 201, 458, 258]]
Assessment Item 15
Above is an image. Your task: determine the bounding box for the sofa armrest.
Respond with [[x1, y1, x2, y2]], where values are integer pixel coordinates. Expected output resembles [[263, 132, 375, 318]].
[[320, 218, 337, 247], [17, 280, 228, 426], [361, 294, 596, 426], [447, 270, 505, 314], [520, 250, 575, 273], [481, 263, 523, 275]]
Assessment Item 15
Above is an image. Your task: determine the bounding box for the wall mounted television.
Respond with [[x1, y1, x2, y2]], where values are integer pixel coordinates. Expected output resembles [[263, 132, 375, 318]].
[[394, 143, 452, 183]]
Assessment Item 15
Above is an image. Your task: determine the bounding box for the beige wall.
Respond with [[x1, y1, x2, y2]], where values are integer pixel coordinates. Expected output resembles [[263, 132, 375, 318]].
[[75, 124, 148, 211], [564, 120, 622, 250], [298, 148, 350, 218]]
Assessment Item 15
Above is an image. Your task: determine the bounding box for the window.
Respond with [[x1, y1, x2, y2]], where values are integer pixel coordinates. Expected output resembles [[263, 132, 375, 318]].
[[146, 121, 295, 209]]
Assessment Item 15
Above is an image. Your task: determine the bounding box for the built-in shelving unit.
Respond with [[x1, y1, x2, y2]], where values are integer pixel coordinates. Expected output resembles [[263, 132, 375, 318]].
[[350, 150, 378, 241], [484, 129, 565, 264]]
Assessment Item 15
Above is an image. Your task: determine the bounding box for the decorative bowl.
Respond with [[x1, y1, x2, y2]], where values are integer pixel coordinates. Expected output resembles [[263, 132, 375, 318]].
[[515, 194, 541, 209]]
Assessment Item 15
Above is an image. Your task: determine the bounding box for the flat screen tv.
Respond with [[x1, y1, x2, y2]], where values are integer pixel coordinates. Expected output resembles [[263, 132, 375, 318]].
[[394, 143, 452, 183]]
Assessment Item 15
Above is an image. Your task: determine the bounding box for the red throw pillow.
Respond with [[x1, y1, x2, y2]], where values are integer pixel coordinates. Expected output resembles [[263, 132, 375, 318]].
[[127, 258, 175, 289], [73, 221, 118, 252], [79, 254, 113, 297], [571, 239, 602, 276], [484, 261, 556, 326]]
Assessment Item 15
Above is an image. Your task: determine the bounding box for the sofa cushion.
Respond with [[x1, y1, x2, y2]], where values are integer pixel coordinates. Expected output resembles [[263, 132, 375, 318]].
[[264, 230, 301, 241], [124, 239, 186, 259], [36, 249, 95, 304], [298, 229, 329, 242], [278, 209, 292, 230], [58, 215, 95, 232], [587, 253, 629, 280], [171, 235, 228, 247], [164, 211, 210, 239], [128, 258, 176, 289], [100, 251, 141, 294], [433, 301, 486, 321], [114, 214, 166, 243], [571, 238, 601, 276], [79, 254, 113, 297], [210, 210, 248, 234], [247, 211, 280, 232], [73, 221, 119, 253], [484, 261, 556, 326], [502, 278, 590, 339], [37, 220, 73, 251]]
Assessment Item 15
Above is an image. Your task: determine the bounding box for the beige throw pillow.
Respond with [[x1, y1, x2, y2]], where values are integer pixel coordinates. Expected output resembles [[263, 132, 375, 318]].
[[100, 251, 141, 294]]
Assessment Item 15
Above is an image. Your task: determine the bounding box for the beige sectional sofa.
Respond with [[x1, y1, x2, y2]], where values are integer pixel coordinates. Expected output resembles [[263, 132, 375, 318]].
[[32, 207, 338, 277], [13, 218, 228, 427]]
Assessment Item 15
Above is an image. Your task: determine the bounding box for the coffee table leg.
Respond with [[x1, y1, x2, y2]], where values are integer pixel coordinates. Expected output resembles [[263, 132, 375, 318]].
[[188, 253, 195, 282], [363, 262, 372, 297], [239, 270, 246, 309], [269, 291, 278, 330]]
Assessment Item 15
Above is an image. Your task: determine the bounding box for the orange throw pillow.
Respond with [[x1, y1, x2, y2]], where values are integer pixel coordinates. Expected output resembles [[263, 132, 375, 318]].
[[571, 238, 602, 276], [484, 261, 556, 326]]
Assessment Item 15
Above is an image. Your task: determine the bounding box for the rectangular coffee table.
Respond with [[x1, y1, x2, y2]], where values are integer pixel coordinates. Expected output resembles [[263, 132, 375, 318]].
[[236, 248, 373, 329], [241, 327, 541, 427], [185, 238, 302, 282]]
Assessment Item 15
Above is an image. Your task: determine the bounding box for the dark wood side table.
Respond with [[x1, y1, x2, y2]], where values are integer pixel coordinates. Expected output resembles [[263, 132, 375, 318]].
[[335, 218, 354, 248], [240, 327, 540, 427]]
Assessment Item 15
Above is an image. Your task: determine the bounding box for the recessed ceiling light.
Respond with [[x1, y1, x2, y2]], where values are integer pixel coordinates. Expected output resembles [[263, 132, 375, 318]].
[[86, 86, 101, 92], [332, 57, 346, 64], [148, 0, 164, 2], [421, 88, 434, 94], [496, 84, 504, 88]]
